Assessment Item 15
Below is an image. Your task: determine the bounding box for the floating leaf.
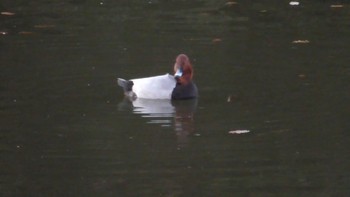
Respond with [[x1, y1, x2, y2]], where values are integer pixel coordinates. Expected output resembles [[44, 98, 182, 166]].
[[19, 31, 34, 35], [226, 2, 238, 6], [331, 5, 344, 8], [34, 24, 55, 29], [1, 11, 15, 16], [298, 74, 306, 79], [289, 1, 300, 6], [292, 40, 310, 44], [212, 38, 222, 43], [229, 130, 250, 134], [227, 95, 231, 102]]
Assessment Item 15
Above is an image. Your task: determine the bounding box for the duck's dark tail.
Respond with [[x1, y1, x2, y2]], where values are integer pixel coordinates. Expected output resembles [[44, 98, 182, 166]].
[[117, 78, 134, 92]]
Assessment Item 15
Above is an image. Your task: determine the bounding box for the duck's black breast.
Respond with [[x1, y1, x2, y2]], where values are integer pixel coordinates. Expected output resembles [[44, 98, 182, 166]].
[[171, 81, 198, 100]]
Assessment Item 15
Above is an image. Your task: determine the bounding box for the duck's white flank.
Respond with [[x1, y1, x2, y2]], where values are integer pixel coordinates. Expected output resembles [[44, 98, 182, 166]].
[[131, 74, 176, 99]]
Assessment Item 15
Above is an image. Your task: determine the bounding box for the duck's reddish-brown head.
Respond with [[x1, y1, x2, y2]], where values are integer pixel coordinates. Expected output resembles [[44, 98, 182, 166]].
[[174, 54, 189, 71], [173, 54, 193, 84]]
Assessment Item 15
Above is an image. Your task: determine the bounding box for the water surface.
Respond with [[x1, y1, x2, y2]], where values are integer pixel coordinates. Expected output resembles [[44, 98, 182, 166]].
[[1, 1, 350, 196]]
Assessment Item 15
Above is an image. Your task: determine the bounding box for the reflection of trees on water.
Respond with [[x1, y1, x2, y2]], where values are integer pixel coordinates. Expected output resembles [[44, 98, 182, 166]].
[[118, 98, 197, 146]]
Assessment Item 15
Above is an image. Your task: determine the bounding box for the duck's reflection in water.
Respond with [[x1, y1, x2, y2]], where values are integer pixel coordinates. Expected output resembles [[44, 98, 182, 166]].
[[118, 98, 197, 146], [171, 99, 197, 146]]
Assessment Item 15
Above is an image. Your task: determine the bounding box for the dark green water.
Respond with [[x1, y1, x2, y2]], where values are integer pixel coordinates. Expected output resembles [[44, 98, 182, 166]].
[[1, 1, 349, 196]]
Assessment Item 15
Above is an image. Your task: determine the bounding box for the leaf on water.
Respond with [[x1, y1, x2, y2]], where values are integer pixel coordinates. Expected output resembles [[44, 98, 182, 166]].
[[289, 1, 300, 6], [1, 11, 15, 16], [19, 31, 34, 35], [227, 95, 231, 102], [226, 2, 238, 6], [292, 40, 310, 44], [330, 5, 344, 8], [229, 130, 250, 134], [227, 95, 236, 102], [34, 24, 55, 29], [212, 38, 222, 43], [298, 74, 306, 79]]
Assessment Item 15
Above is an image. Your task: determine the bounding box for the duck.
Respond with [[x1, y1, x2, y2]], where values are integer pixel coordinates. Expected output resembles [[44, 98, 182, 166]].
[[117, 54, 198, 100]]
